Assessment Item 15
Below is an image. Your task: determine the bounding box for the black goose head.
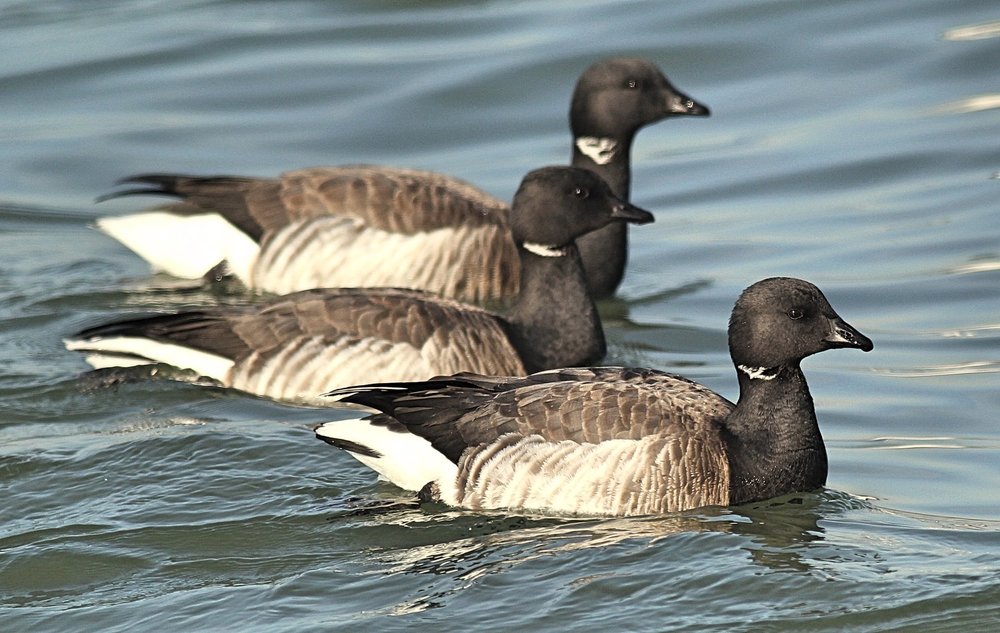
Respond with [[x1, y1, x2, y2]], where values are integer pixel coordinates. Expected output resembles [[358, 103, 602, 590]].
[[569, 57, 710, 141], [727, 277, 873, 372], [509, 166, 654, 250]]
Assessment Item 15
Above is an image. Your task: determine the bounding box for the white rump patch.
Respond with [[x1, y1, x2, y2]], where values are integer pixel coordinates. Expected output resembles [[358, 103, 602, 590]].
[[575, 136, 618, 166], [97, 212, 259, 283], [65, 336, 235, 381], [76, 352, 155, 370], [316, 417, 457, 491]]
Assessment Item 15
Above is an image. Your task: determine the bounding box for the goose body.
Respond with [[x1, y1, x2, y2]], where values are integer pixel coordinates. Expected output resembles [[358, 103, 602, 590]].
[[97, 57, 708, 302], [67, 167, 653, 404], [315, 278, 874, 516]]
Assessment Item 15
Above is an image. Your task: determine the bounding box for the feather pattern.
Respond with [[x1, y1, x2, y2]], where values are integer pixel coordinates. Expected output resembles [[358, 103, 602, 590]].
[[440, 432, 729, 516], [69, 288, 526, 404], [252, 215, 517, 301], [336, 367, 733, 460], [326, 367, 737, 514]]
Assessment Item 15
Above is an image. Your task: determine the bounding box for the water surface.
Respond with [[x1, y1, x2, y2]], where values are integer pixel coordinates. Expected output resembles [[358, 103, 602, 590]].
[[2, 1, 999, 631]]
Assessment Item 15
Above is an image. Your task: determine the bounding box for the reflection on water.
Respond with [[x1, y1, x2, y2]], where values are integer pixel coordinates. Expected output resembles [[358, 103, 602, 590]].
[[318, 493, 995, 624], [319, 490, 878, 614], [359, 490, 1000, 624]]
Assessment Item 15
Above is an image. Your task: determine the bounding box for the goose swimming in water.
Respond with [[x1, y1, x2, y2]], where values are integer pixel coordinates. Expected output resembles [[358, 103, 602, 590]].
[[315, 277, 873, 516], [67, 166, 653, 404], [95, 57, 708, 302]]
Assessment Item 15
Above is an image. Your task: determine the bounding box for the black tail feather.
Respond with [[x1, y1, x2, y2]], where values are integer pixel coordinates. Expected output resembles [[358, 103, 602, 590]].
[[314, 431, 383, 459], [76, 311, 217, 340], [96, 173, 190, 203], [95, 186, 176, 203], [73, 311, 251, 360]]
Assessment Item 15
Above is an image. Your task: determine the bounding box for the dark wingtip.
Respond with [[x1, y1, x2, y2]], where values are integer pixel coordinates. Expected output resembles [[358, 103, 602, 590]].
[[116, 173, 179, 186], [314, 425, 383, 459], [95, 174, 186, 203], [95, 187, 164, 203]]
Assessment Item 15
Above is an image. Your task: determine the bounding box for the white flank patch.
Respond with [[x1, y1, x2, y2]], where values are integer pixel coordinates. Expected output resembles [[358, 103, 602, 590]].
[[229, 331, 512, 404], [575, 136, 618, 166], [438, 434, 676, 516], [98, 212, 259, 283], [65, 336, 235, 381], [253, 216, 499, 296], [522, 242, 566, 257], [737, 365, 778, 381], [316, 417, 457, 491]]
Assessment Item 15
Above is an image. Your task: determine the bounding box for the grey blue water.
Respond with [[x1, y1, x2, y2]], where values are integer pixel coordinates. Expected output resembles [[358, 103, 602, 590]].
[[1, 1, 998, 631]]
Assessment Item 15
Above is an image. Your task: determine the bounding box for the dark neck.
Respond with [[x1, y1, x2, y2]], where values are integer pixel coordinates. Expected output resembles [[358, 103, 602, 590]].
[[574, 222, 626, 299], [571, 134, 634, 198], [502, 244, 604, 373], [722, 364, 828, 505], [571, 134, 635, 299]]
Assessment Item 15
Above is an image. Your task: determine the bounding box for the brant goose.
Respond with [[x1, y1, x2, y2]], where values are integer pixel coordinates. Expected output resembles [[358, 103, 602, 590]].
[[315, 277, 874, 516], [67, 167, 653, 404], [96, 57, 708, 302]]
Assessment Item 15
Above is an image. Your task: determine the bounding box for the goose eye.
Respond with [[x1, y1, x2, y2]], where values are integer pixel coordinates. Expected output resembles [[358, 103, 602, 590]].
[[573, 187, 589, 199], [788, 308, 804, 320], [625, 79, 639, 90]]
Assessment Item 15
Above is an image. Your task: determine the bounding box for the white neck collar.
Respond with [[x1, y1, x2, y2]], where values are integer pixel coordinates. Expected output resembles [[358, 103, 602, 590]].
[[575, 136, 617, 166], [522, 242, 567, 257], [738, 365, 780, 381]]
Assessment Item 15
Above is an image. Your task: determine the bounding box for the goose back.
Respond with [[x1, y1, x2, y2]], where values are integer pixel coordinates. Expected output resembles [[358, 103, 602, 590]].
[[325, 367, 737, 515], [69, 288, 526, 404]]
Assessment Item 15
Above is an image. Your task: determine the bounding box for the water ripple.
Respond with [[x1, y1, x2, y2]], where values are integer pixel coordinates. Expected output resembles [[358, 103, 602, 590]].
[[948, 259, 1000, 275], [3, 0, 1000, 630], [936, 93, 1000, 114], [943, 20, 1000, 41], [874, 361, 1000, 377]]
